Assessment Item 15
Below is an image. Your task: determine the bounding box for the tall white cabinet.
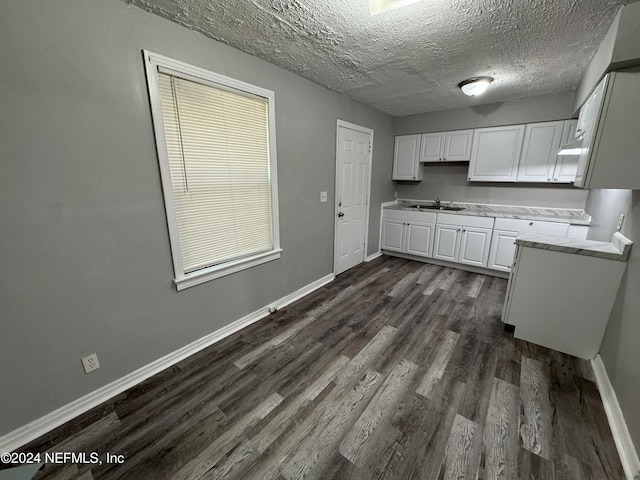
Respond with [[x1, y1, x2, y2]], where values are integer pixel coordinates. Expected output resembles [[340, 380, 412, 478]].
[[573, 67, 640, 189], [392, 134, 422, 181], [467, 125, 526, 182]]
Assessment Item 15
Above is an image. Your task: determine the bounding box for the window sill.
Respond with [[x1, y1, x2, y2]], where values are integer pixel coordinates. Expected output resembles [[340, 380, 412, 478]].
[[174, 249, 283, 291]]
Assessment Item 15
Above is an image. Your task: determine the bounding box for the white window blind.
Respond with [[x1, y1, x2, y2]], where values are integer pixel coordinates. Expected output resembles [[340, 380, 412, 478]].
[[157, 73, 274, 273], [144, 51, 280, 289]]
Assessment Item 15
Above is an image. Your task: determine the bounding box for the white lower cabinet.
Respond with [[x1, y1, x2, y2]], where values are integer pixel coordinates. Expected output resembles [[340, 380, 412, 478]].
[[503, 243, 628, 359], [433, 214, 494, 267], [381, 210, 436, 257], [382, 208, 589, 274], [487, 218, 574, 272]]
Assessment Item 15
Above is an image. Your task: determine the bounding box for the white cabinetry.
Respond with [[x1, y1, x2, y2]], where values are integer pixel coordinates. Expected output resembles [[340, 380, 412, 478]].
[[517, 120, 578, 183], [420, 130, 473, 162], [433, 214, 494, 267], [503, 240, 629, 359], [468, 125, 525, 182], [555, 120, 580, 182], [381, 210, 436, 257], [392, 135, 422, 181], [487, 218, 571, 272], [574, 68, 640, 189]]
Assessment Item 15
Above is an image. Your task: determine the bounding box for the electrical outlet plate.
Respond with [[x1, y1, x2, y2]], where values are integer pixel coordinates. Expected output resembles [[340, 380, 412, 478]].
[[81, 353, 100, 374], [617, 214, 625, 230], [320, 191, 327, 203]]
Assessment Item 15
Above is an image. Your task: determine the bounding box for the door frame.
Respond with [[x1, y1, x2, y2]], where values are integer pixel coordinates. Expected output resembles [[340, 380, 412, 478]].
[[333, 119, 374, 275]]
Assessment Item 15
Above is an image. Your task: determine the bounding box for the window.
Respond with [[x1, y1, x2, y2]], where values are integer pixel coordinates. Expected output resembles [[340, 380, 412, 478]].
[[143, 51, 281, 290]]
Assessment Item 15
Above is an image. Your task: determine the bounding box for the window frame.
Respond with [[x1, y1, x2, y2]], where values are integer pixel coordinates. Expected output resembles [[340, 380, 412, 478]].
[[143, 50, 281, 290]]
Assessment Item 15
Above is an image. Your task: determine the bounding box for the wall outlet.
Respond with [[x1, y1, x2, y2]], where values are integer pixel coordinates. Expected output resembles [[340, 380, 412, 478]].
[[81, 353, 100, 374], [617, 214, 625, 231], [320, 191, 327, 203]]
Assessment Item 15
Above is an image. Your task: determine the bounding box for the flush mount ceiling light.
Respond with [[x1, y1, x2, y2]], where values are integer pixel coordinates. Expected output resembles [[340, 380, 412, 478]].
[[458, 77, 494, 96], [369, 0, 422, 15]]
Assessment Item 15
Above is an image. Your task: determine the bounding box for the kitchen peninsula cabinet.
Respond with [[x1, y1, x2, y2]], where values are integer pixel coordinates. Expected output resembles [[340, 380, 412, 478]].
[[503, 232, 632, 359]]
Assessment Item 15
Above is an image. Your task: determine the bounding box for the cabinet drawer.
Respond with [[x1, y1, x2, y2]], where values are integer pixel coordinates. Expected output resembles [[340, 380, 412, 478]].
[[383, 209, 437, 223], [493, 217, 569, 236], [437, 213, 494, 229]]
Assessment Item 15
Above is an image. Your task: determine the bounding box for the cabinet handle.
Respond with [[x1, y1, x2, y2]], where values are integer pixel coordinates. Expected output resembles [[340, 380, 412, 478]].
[[529, 222, 534, 226], [547, 178, 551, 181], [553, 178, 558, 181]]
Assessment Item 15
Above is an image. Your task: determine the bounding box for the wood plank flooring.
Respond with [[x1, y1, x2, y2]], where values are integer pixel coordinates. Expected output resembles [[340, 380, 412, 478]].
[[9, 256, 624, 479]]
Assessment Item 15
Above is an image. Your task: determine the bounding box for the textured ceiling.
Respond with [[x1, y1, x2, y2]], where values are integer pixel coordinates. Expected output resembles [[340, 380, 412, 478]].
[[127, 0, 629, 116]]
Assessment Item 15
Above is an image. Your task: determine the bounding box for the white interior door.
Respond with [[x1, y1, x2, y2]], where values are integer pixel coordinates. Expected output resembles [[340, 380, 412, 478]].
[[335, 122, 372, 275]]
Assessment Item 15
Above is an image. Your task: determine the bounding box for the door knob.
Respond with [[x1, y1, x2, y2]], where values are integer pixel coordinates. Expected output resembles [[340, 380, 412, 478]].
[[338, 212, 345, 217]]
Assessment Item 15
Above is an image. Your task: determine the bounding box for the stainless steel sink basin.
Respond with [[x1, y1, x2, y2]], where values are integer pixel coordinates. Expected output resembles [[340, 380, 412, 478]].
[[404, 204, 465, 211]]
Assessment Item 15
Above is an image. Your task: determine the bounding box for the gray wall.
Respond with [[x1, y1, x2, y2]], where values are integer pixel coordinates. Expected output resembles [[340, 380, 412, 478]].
[[0, 0, 395, 435], [393, 93, 589, 209], [599, 190, 640, 453], [584, 189, 633, 242]]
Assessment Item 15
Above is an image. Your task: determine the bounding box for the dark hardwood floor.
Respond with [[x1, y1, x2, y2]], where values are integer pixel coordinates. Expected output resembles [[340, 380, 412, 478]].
[[11, 256, 624, 479]]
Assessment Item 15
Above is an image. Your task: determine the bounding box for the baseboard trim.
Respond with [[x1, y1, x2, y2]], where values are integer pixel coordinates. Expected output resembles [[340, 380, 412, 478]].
[[0, 273, 335, 454], [591, 354, 640, 480], [366, 251, 382, 262], [381, 251, 509, 279]]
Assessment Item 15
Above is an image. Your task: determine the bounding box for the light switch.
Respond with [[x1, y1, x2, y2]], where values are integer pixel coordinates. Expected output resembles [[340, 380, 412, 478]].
[[320, 191, 328, 203]]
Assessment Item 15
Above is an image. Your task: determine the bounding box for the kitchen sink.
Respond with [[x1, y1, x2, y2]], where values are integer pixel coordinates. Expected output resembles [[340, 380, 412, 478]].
[[404, 204, 465, 211]]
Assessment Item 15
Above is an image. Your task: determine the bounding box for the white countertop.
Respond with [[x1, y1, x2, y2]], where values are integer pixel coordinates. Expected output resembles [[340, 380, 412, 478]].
[[515, 232, 632, 262], [386, 200, 591, 225]]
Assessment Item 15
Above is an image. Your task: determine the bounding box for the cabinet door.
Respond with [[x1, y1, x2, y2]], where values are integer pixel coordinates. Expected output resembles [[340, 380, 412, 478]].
[[406, 222, 435, 257], [468, 125, 525, 182], [487, 230, 518, 272], [516, 121, 564, 182], [393, 135, 422, 180], [574, 76, 609, 188], [433, 224, 461, 262], [459, 226, 492, 267], [381, 219, 405, 252], [553, 120, 579, 183], [420, 132, 446, 162], [444, 129, 473, 161]]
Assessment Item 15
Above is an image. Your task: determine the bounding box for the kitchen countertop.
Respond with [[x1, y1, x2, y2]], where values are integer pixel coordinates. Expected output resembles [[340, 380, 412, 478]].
[[386, 200, 591, 225], [515, 232, 632, 262]]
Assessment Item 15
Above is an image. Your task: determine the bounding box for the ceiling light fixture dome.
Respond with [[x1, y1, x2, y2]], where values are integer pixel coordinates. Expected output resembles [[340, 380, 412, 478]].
[[458, 77, 494, 96]]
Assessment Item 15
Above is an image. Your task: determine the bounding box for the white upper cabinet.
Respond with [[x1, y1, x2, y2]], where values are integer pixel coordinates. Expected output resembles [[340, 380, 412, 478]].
[[421, 130, 474, 162], [420, 132, 446, 162], [444, 130, 474, 161], [516, 121, 565, 182], [574, 67, 640, 189], [555, 120, 580, 182], [392, 134, 423, 181], [468, 125, 525, 182]]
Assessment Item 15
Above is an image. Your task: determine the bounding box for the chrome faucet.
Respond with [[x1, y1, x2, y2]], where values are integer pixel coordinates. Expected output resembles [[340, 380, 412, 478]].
[[435, 197, 441, 206]]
